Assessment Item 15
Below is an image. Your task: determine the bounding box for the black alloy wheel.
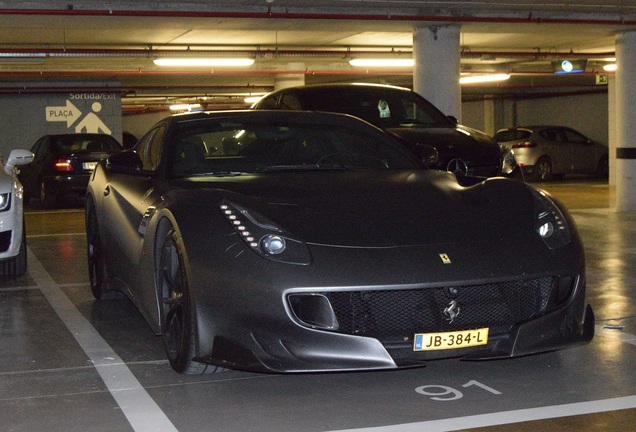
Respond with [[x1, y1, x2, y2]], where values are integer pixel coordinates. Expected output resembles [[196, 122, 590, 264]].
[[158, 225, 220, 374]]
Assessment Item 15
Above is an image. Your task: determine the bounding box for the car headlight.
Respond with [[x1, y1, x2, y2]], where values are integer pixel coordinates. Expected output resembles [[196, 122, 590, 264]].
[[220, 199, 312, 265], [0, 193, 11, 212], [531, 188, 571, 249]]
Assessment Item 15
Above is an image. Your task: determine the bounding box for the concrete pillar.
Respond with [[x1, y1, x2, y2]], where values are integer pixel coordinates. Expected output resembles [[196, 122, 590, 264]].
[[274, 62, 306, 90], [412, 25, 461, 121], [615, 31, 636, 212], [608, 74, 616, 187], [483, 99, 495, 136]]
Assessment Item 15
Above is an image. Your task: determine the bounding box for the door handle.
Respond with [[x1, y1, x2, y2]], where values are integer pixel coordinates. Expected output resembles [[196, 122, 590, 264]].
[[103, 185, 110, 196]]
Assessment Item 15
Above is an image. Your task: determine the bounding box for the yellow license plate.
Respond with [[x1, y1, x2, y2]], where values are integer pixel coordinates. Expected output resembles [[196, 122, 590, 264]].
[[414, 328, 489, 351]]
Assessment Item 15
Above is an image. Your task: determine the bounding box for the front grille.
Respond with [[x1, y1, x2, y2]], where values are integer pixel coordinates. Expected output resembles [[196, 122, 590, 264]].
[[468, 165, 501, 177], [317, 277, 557, 344]]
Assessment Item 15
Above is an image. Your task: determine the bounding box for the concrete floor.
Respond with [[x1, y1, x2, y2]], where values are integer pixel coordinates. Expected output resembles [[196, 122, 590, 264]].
[[1, 179, 635, 432]]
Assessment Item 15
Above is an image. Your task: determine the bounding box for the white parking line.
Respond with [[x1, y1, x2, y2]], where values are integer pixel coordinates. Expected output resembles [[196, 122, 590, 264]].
[[595, 325, 636, 346], [329, 327, 636, 432], [27, 248, 178, 432], [329, 395, 636, 432]]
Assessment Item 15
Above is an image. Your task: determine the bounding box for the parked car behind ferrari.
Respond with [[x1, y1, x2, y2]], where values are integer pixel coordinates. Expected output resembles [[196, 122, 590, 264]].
[[19, 133, 123, 208], [494, 126, 608, 182], [86, 110, 593, 374], [252, 83, 505, 177], [0, 149, 34, 275]]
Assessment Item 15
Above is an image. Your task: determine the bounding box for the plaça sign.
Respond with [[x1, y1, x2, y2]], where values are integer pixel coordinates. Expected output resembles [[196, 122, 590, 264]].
[[45, 92, 119, 135]]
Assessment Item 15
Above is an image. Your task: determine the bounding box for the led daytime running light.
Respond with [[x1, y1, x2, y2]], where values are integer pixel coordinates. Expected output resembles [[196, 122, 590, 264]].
[[219, 200, 312, 265]]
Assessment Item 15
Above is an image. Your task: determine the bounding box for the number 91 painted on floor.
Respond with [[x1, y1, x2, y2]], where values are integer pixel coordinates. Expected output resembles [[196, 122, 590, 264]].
[[415, 380, 502, 401]]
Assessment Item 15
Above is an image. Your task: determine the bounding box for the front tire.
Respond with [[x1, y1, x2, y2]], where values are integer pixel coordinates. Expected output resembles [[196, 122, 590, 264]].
[[157, 224, 220, 374], [596, 155, 609, 179], [0, 222, 27, 276]]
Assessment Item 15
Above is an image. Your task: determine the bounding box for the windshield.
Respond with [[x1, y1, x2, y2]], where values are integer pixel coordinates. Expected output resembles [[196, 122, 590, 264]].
[[169, 120, 421, 178], [299, 88, 452, 128], [51, 134, 123, 153]]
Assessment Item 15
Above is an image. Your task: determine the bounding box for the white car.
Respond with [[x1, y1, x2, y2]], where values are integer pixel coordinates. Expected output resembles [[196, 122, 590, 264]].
[[0, 149, 34, 275]]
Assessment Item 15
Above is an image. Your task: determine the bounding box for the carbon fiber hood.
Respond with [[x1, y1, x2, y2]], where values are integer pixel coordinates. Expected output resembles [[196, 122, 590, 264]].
[[192, 169, 535, 248]]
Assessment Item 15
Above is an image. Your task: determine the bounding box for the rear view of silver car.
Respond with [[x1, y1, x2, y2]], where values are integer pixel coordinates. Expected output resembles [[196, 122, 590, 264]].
[[494, 126, 608, 182]]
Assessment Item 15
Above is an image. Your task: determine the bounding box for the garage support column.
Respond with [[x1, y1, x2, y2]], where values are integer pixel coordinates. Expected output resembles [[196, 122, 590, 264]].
[[616, 31, 636, 212], [412, 25, 461, 120], [274, 62, 306, 91]]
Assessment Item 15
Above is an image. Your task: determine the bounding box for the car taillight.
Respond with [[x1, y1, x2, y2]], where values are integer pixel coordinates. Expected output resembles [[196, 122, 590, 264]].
[[512, 140, 536, 149], [54, 158, 74, 172]]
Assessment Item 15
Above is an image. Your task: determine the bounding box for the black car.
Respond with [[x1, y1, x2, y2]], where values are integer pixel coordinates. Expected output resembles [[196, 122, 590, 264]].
[[86, 110, 593, 374], [19, 133, 123, 208], [253, 83, 504, 177]]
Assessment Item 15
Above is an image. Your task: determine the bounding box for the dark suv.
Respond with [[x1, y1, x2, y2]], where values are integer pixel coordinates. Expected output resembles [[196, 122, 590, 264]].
[[253, 83, 503, 177]]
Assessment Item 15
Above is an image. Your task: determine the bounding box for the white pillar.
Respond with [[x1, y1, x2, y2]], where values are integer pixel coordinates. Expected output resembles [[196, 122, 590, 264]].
[[615, 31, 636, 212], [412, 25, 461, 120], [274, 62, 306, 90], [483, 99, 496, 136], [608, 74, 617, 187]]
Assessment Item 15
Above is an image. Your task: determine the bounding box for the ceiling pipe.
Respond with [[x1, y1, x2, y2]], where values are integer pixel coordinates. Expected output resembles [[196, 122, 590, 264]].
[[0, 47, 616, 60], [0, 8, 634, 26]]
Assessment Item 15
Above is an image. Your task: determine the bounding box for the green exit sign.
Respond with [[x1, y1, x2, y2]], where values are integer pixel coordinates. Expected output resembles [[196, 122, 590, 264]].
[[596, 74, 608, 85]]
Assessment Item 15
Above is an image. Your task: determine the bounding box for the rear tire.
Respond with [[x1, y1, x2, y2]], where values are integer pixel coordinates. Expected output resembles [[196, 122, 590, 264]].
[[86, 196, 110, 299], [532, 157, 552, 182], [39, 180, 57, 209]]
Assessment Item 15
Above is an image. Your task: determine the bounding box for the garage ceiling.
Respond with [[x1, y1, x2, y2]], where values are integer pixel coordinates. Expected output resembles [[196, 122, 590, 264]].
[[0, 1, 634, 112]]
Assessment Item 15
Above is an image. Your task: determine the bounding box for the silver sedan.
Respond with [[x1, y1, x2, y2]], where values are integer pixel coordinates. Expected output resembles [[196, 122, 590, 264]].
[[494, 126, 609, 182]]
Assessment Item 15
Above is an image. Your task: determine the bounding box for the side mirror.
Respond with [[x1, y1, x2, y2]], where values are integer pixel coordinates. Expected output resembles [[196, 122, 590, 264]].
[[412, 144, 440, 168], [446, 115, 459, 125], [4, 149, 34, 175], [106, 150, 143, 173]]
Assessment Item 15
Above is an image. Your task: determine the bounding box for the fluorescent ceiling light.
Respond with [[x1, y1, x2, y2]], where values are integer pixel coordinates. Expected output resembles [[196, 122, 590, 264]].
[[170, 103, 202, 111], [244, 95, 264, 104], [460, 73, 511, 84], [603, 64, 617, 71], [349, 59, 414, 67], [154, 58, 255, 67]]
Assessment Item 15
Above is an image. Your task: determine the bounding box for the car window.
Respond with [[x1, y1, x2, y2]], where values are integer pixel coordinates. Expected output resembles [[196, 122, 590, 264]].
[[561, 128, 588, 144], [50, 135, 122, 153], [539, 129, 560, 142], [394, 93, 448, 127], [136, 125, 165, 171], [256, 94, 279, 109], [169, 119, 421, 178], [31, 138, 46, 160], [493, 130, 531, 142], [299, 89, 449, 128], [280, 94, 303, 110]]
